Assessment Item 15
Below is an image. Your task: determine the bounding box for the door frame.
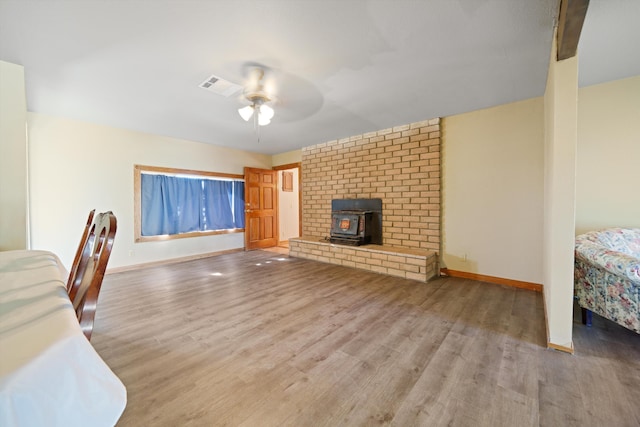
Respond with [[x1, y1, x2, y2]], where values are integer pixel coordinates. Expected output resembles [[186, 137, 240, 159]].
[[272, 162, 302, 239]]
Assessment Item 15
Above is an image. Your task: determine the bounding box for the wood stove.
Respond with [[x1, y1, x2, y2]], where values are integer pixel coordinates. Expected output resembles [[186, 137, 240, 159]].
[[330, 210, 373, 246], [329, 198, 382, 246]]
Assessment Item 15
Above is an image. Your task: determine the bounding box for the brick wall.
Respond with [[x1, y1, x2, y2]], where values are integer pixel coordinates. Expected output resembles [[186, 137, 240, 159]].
[[290, 237, 437, 282], [301, 118, 441, 251]]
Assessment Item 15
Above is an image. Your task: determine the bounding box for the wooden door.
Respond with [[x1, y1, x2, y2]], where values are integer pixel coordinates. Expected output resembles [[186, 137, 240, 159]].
[[244, 167, 278, 250]]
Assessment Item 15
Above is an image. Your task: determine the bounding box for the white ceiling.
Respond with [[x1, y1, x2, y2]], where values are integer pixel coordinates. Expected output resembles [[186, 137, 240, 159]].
[[1, 0, 638, 155]]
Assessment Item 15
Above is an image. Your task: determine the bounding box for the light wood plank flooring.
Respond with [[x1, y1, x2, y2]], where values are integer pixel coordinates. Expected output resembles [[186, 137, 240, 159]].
[[92, 250, 640, 426]]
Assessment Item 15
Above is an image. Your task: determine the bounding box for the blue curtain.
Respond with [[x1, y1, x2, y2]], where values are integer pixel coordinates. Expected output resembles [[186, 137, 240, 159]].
[[233, 181, 245, 229], [141, 173, 245, 236], [202, 180, 234, 230], [141, 174, 202, 236]]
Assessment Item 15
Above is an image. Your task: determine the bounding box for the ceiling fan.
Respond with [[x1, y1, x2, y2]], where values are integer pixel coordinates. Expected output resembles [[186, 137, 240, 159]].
[[199, 63, 277, 128]]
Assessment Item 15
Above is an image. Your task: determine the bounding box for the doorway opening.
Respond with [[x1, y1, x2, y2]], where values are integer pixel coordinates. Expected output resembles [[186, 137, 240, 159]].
[[273, 162, 301, 248], [244, 164, 301, 251]]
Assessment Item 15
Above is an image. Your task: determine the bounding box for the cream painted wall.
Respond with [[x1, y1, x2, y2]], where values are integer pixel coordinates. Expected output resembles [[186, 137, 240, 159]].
[[28, 113, 271, 270], [272, 149, 301, 167], [576, 75, 640, 234], [277, 168, 300, 241], [0, 61, 28, 250], [442, 97, 544, 284], [542, 34, 578, 350]]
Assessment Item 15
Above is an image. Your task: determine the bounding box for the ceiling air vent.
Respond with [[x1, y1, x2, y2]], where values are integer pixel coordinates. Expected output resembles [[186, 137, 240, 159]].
[[199, 74, 243, 97]]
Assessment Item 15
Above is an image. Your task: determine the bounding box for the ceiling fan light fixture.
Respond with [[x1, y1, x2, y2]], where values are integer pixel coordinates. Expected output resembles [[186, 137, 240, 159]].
[[239, 96, 275, 127], [259, 104, 274, 121], [238, 105, 254, 121], [258, 115, 271, 126]]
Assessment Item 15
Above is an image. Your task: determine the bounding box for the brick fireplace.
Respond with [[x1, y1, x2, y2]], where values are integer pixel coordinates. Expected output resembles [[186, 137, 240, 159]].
[[289, 118, 441, 282], [300, 118, 440, 250]]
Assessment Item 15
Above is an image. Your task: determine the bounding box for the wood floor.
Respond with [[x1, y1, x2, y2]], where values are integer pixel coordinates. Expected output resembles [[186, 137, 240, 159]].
[[92, 251, 640, 426]]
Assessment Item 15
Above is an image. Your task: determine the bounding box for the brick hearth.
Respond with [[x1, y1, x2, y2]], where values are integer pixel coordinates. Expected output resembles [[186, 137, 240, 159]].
[[290, 237, 437, 282]]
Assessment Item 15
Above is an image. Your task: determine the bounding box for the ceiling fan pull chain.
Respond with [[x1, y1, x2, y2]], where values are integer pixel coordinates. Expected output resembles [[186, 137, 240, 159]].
[[254, 109, 261, 143]]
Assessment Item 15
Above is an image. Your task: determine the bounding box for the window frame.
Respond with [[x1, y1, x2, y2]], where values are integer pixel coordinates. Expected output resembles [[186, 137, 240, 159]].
[[134, 164, 245, 243]]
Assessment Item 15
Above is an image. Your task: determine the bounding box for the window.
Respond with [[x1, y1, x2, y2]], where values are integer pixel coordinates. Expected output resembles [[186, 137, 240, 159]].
[[134, 165, 244, 242]]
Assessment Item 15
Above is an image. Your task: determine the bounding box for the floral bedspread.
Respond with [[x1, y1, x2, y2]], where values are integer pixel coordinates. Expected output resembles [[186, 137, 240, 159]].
[[574, 228, 640, 334]]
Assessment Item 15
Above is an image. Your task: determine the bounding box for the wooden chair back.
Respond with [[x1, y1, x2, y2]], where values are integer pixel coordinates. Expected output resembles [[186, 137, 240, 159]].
[[67, 211, 117, 341], [67, 209, 95, 294]]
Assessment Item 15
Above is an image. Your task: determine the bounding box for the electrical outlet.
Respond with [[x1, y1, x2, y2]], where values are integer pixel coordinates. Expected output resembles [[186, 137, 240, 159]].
[[463, 253, 467, 262], [128, 250, 134, 257]]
